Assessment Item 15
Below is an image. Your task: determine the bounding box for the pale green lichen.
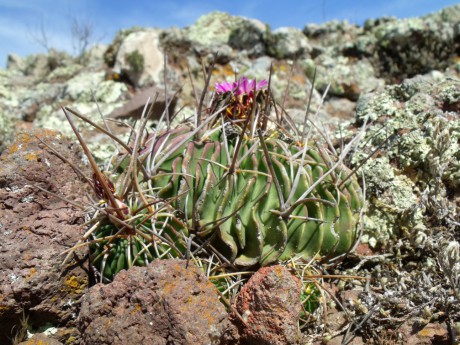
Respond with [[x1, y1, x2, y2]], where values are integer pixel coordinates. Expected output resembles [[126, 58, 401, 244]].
[[357, 157, 423, 246], [303, 56, 384, 100], [45, 64, 83, 82], [349, 76, 459, 245]]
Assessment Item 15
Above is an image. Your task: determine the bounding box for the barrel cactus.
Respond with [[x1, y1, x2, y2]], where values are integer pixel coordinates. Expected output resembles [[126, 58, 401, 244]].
[[67, 76, 363, 281]]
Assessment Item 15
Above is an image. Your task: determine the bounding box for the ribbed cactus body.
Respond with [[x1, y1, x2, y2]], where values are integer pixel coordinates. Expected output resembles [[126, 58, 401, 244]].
[[84, 76, 363, 280], [144, 125, 362, 266]]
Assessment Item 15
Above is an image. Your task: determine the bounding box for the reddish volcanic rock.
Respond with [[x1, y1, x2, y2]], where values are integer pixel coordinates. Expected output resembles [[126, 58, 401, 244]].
[[0, 129, 90, 344], [78, 259, 229, 345], [230, 265, 302, 345]]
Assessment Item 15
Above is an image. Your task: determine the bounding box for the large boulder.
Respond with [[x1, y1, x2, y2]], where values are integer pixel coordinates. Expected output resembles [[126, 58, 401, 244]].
[[113, 29, 165, 87], [183, 11, 268, 60], [302, 55, 384, 101], [371, 5, 460, 82], [266, 27, 312, 59]]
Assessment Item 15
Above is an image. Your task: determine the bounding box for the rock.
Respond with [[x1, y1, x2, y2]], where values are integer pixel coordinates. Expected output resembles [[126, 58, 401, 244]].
[[109, 85, 176, 120], [104, 27, 144, 67], [347, 76, 460, 247], [45, 64, 83, 83], [6, 53, 26, 71], [18, 333, 64, 345], [0, 129, 90, 344], [78, 259, 228, 345], [62, 71, 127, 103], [303, 56, 384, 101], [267, 27, 312, 59], [184, 11, 267, 60], [303, 20, 362, 49], [114, 29, 164, 87], [19, 83, 64, 122], [398, 319, 449, 345], [0, 107, 14, 152], [323, 97, 356, 120], [16, 50, 74, 80], [228, 265, 302, 345], [81, 44, 107, 69], [371, 5, 460, 82]]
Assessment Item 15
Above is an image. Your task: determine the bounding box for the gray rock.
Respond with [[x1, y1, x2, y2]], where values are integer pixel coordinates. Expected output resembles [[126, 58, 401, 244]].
[[45, 64, 83, 83], [82, 43, 108, 69], [62, 71, 127, 103], [114, 29, 165, 87], [302, 56, 384, 100], [78, 259, 229, 345], [6, 53, 26, 71], [371, 5, 460, 81], [303, 20, 364, 59], [0, 108, 14, 152], [103, 27, 144, 67], [349, 76, 460, 246], [266, 27, 312, 59], [184, 11, 267, 59]]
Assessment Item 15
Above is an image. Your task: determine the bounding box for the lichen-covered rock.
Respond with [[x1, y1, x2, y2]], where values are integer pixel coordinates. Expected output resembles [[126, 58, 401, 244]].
[[19, 83, 65, 122], [303, 20, 362, 49], [113, 29, 165, 87], [266, 27, 312, 59], [81, 44, 107, 69], [371, 5, 460, 81], [0, 107, 14, 152], [45, 64, 83, 83], [227, 266, 302, 345], [184, 11, 267, 59], [0, 129, 89, 344], [303, 55, 384, 100], [6, 53, 26, 71], [348, 76, 460, 246], [78, 259, 228, 345], [103, 27, 143, 67], [18, 333, 64, 345], [62, 71, 127, 103]]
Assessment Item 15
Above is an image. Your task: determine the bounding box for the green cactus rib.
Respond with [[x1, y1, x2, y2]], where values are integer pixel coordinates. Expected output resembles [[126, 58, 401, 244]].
[[90, 124, 362, 280], [140, 125, 363, 267]]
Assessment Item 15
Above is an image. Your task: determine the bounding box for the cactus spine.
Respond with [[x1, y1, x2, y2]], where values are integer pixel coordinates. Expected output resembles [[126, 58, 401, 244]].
[[75, 76, 363, 281]]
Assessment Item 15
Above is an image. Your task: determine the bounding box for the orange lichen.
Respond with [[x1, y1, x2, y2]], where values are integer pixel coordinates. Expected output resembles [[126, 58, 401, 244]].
[[22, 339, 51, 345], [131, 303, 141, 315], [26, 267, 37, 280], [7, 143, 19, 154], [25, 153, 38, 161], [62, 275, 87, 294]]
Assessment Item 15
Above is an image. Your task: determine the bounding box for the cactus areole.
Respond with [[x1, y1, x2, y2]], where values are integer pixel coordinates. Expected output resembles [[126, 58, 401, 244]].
[[88, 77, 363, 280]]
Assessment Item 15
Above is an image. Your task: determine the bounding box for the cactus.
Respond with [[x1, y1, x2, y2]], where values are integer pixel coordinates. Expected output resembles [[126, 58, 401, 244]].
[[65, 75, 363, 281]]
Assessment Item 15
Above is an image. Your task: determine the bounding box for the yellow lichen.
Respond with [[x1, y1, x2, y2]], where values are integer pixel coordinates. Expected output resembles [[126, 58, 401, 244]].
[[131, 303, 141, 315], [26, 267, 37, 280], [25, 152, 38, 161], [62, 275, 88, 294], [7, 143, 19, 154]]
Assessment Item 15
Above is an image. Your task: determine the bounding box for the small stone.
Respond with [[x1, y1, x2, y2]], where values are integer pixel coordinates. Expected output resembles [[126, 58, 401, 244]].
[[229, 265, 302, 345]]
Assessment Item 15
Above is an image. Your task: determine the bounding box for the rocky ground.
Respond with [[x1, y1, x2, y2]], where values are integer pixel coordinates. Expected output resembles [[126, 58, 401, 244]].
[[0, 5, 459, 345]]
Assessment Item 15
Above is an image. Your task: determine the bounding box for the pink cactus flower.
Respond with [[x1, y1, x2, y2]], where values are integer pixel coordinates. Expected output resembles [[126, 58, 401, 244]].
[[215, 77, 268, 95]]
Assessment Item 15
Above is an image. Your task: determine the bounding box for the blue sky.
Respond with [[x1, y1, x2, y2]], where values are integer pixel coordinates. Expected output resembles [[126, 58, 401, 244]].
[[0, 0, 459, 68]]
